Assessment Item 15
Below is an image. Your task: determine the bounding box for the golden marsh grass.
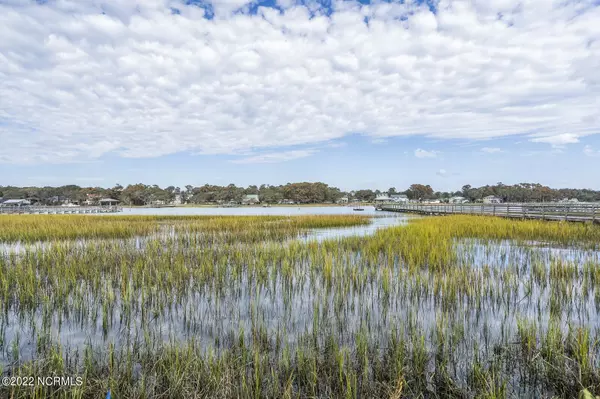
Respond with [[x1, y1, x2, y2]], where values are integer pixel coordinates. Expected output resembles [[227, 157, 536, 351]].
[[0, 214, 599, 398]]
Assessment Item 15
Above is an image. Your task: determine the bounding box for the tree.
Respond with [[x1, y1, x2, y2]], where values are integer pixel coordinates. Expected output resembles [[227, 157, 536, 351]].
[[121, 184, 150, 205], [406, 184, 434, 201], [461, 185, 473, 200], [354, 189, 376, 202]]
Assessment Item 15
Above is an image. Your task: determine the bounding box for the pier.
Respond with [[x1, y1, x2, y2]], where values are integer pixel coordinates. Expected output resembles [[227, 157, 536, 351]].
[[0, 206, 123, 215], [378, 202, 600, 224]]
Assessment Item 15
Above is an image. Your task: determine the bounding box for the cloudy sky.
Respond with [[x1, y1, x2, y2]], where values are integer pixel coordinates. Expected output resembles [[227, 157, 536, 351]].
[[0, 0, 599, 191]]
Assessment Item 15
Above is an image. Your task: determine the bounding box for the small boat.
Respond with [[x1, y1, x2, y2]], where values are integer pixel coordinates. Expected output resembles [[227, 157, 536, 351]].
[[350, 202, 364, 211]]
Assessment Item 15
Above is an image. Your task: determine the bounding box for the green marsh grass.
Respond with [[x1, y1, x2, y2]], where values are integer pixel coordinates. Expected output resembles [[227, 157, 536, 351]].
[[0, 214, 599, 398]]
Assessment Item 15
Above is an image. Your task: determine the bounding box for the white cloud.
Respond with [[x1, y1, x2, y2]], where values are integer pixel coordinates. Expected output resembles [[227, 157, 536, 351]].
[[0, 1, 599, 164], [584, 145, 600, 157], [230, 149, 316, 163], [530, 133, 580, 147], [436, 169, 447, 176], [371, 138, 388, 144], [414, 148, 439, 158], [481, 147, 502, 153]]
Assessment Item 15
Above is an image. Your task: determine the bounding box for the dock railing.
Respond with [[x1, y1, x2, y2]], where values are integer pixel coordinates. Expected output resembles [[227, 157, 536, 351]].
[[378, 202, 600, 224]]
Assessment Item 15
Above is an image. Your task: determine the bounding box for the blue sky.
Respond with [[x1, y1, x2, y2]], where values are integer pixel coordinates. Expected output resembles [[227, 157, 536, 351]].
[[4, 133, 600, 192], [0, 0, 599, 191]]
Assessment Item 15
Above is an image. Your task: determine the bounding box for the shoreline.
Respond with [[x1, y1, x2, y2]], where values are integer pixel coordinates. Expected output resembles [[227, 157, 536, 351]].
[[126, 203, 365, 209]]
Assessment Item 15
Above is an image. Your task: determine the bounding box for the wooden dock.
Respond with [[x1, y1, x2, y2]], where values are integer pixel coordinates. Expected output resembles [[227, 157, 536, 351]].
[[378, 202, 600, 224], [0, 206, 123, 215]]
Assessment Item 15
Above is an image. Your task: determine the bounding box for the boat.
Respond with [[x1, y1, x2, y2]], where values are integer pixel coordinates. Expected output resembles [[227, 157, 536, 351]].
[[350, 202, 365, 211]]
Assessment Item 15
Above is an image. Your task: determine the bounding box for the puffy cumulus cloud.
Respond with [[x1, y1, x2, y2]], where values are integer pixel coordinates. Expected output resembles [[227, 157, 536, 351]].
[[1, 0, 600, 164], [436, 168, 447, 176], [414, 148, 439, 158]]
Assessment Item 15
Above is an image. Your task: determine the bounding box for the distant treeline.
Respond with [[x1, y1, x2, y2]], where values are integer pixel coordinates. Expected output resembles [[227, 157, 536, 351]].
[[1, 182, 599, 205]]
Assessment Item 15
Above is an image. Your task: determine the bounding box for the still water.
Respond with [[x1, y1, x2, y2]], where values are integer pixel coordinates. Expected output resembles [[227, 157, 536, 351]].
[[120, 205, 381, 216]]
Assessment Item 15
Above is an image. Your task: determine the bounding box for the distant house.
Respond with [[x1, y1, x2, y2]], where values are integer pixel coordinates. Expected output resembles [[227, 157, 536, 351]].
[[84, 193, 102, 205], [48, 196, 61, 204], [337, 197, 349, 204], [390, 194, 409, 203], [242, 194, 260, 205], [1, 199, 31, 207], [48, 195, 75, 205], [171, 194, 183, 205], [428, 199, 441, 204], [559, 198, 579, 203], [483, 195, 502, 204], [99, 198, 120, 207], [449, 196, 468, 204], [374, 195, 392, 203], [280, 199, 295, 205]]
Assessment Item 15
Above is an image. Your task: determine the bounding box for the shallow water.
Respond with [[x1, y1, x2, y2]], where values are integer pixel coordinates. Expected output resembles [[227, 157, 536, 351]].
[[120, 205, 382, 216], [2, 213, 599, 397]]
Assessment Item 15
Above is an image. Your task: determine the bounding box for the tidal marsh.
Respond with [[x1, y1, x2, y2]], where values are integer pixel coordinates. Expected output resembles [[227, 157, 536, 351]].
[[1, 214, 599, 398]]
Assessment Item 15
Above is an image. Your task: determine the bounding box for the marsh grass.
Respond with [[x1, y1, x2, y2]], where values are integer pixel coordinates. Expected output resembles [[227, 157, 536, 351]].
[[0, 214, 599, 398], [0, 214, 370, 243]]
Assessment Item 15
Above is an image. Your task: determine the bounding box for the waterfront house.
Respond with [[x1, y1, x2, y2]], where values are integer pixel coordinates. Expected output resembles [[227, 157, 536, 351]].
[[0, 199, 31, 207], [559, 198, 579, 203], [337, 197, 349, 204], [242, 194, 260, 205], [99, 198, 120, 207], [449, 196, 468, 204], [84, 193, 102, 205], [374, 195, 392, 203], [390, 194, 409, 203], [483, 195, 502, 204], [171, 194, 183, 205]]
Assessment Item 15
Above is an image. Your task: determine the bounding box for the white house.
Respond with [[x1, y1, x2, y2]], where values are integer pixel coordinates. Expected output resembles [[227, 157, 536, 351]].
[[171, 194, 183, 205], [242, 194, 260, 205], [374, 195, 392, 203], [390, 194, 409, 203], [0, 199, 31, 207], [99, 198, 120, 207], [337, 197, 349, 204], [559, 198, 579, 203], [83, 193, 102, 206], [449, 196, 468, 204], [483, 195, 502, 204]]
